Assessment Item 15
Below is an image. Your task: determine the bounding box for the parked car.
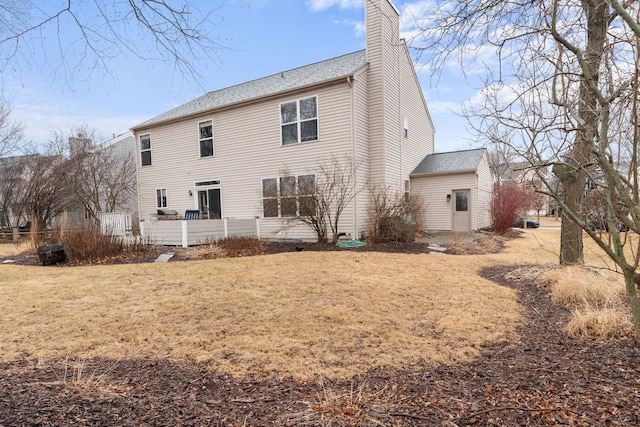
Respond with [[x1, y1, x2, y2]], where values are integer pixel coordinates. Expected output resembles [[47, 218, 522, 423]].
[[513, 216, 540, 229]]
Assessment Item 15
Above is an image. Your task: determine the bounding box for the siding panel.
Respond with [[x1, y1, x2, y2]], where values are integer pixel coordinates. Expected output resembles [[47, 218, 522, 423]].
[[136, 81, 360, 241]]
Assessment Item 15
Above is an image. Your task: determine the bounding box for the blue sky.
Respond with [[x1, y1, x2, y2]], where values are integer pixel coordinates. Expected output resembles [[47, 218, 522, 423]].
[[2, 0, 483, 153]]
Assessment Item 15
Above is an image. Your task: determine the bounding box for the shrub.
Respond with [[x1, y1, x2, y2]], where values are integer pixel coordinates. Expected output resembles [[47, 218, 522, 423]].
[[29, 222, 149, 264], [490, 182, 531, 235], [366, 187, 424, 243], [215, 236, 265, 258]]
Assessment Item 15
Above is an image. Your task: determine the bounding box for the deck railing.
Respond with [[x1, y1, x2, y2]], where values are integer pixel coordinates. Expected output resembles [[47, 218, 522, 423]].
[[140, 217, 260, 247]]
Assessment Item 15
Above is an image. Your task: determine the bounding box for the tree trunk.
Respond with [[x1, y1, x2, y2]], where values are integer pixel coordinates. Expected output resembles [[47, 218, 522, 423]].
[[554, 163, 585, 264], [553, 0, 608, 265], [624, 270, 640, 343]]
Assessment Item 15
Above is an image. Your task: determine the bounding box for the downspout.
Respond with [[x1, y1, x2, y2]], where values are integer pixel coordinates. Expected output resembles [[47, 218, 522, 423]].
[[348, 75, 359, 238], [398, 42, 403, 187]]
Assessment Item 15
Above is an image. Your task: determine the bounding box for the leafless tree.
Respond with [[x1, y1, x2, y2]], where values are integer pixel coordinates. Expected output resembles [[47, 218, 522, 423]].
[[54, 124, 137, 223], [0, 155, 30, 228], [0, 1, 224, 86], [20, 152, 69, 231], [0, 99, 24, 158], [284, 156, 363, 244], [410, 0, 640, 339]]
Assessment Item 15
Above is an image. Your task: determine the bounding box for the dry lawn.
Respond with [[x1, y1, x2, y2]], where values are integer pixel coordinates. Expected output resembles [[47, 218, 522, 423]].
[[0, 242, 20, 257], [0, 226, 633, 380]]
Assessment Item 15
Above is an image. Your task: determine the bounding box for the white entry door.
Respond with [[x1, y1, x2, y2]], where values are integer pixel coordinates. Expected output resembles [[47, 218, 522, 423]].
[[452, 190, 471, 233]]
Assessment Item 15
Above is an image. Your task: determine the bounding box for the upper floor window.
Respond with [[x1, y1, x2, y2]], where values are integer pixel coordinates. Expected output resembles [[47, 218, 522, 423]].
[[280, 96, 318, 145], [140, 134, 152, 166], [262, 174, 316, 217], [199, 120, 214, 157]]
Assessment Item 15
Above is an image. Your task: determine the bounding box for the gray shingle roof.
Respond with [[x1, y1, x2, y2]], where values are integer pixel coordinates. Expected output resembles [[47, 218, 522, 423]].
[[411, 148, 487, 176], [133, 50, 367, 129]]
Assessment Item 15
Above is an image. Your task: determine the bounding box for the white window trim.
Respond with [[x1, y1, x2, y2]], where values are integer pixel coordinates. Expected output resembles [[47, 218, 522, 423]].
[[140, 133, 152, 166], [279, 95, 319, 146], [198, 119, 214, 158], [156, 188, 168, 208]]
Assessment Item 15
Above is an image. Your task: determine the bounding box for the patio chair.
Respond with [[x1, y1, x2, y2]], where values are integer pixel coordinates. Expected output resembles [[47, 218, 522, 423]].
[[184, 210, 200, 220]]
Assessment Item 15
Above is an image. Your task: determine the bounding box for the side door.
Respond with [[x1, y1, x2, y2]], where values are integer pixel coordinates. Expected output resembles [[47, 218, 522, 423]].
[[452, 190, 471, 233]]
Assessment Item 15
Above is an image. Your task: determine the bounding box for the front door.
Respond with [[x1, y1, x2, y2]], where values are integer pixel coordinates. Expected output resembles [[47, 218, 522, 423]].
[[198, 188, 222, 219], [452, 190, 471, 233]]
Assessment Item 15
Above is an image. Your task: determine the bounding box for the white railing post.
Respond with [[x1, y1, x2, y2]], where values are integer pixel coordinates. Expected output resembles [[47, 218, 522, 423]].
[[181, 220, 188, 248], [224, 218, 228, 239], [139, 220, 145, 241], [255, 217, 261, 240]]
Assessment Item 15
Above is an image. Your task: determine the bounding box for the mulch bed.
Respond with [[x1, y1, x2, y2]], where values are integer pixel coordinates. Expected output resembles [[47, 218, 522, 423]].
[[0, 240, 437, 266], [1, 258, 639, 425]]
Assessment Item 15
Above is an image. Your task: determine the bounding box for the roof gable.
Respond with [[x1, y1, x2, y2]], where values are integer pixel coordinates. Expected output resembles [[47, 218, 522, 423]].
[[411, 148, 487, 176], [133, 50, 367, 129]]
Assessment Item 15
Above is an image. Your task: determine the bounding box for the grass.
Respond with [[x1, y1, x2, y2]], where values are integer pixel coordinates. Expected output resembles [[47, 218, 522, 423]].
[[539, 265, 633, 339], [0, 223, 633, 380], [0, 242, 20, 257], [0, 246, 523, 381]]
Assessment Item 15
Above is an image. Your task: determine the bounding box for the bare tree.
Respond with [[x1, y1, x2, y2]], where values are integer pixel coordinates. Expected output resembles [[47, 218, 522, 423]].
[[0, 155, 30, 228], [284, 156, 363, 244], [410, 0, 640, 338], [0, 1, 224, 86], [54, 124, 137, 223], [20, 153, 69, 231], [0, 99, 24, 158]]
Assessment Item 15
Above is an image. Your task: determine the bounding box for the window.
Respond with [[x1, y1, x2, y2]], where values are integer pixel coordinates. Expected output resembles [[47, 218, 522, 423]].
[[199, 120, 214, 157], [455, 191, 468, 212], [140, 134, 152, 166], [280, 96, 318, 145], [262, 178, 278, 217], [262, 175, 316, 217], [156, 188, 167, 208]]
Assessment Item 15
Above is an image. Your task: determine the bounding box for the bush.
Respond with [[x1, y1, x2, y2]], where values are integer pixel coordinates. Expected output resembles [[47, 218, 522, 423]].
[[366, 188, 424, 243], [27, 222, 149, 264], [490, 182, 531, 235], [215, 236, 265, 258]]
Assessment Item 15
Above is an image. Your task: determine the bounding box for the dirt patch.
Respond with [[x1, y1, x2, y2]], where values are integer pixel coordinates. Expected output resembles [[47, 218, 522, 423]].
[[1, 263, 638, 426]]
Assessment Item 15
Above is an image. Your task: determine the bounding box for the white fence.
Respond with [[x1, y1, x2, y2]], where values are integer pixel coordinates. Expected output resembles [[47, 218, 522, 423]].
[[140, 218, 260, 247], [100, 212, 133, 236]]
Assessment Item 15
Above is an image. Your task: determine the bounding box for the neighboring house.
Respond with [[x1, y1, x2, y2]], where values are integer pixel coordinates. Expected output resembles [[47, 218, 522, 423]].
[[61, 131, 139, 229], [410, 149, 493, 232], [96, 131, 138, 217], [131, 0, 493, 241]]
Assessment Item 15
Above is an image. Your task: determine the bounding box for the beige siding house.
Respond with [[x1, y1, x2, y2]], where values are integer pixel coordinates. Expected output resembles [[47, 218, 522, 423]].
[[131, 0, 492, 242], [410, 149, 493, 232]]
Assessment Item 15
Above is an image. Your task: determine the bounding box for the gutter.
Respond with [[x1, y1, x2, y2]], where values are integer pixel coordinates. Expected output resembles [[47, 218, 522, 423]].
[[131, 69, 367, 132], [410, 168, 477, 178]]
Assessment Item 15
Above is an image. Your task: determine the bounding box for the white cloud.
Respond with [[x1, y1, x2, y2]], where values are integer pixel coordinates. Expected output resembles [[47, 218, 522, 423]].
[[308, 0, 362, 12]]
